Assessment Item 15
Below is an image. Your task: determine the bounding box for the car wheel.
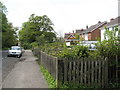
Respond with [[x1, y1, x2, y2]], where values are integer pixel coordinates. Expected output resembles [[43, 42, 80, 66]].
[[17, 55, 20, 58]]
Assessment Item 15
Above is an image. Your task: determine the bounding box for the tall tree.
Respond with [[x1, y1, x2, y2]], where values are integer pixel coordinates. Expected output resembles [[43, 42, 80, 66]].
[[19, 14, 56, 49], [0, 1, 17, 48]]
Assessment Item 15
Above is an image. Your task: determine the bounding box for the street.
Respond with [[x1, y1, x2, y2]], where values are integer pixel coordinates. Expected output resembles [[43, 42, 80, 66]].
[[2, 50, 48, 88], [2, 50, 20, 81]]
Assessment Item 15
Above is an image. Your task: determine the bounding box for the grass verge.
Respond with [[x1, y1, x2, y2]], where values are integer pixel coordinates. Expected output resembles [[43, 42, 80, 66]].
[[40, 65, 57, 88]]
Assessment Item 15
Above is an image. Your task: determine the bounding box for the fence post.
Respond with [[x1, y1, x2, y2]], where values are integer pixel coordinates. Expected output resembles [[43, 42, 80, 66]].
[[80, 59, 83, 84], [57, 58, 64, 88], [98, 60, 101, 87], [105, 57, 108, 88], [56, 57, 58, 88], [91, 60, 94, 86], [116, 55, 118, 87]]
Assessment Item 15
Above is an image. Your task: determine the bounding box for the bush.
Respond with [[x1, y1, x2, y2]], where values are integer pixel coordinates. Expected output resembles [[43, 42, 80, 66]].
[[96, 40, 120, 58], [22, 43, 32, 49], [57, 45, 89, 58]]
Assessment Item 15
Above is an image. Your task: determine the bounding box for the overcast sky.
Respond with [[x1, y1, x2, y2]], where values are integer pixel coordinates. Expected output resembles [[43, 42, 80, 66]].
[[2, 0, 118, 36]]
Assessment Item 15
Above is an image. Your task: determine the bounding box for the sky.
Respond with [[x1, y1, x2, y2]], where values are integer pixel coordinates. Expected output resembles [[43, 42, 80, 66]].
[[1, 0, 118, 36]]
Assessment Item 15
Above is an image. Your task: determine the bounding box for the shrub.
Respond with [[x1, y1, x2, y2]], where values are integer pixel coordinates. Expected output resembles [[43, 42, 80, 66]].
[[57, 45, 89, 58]]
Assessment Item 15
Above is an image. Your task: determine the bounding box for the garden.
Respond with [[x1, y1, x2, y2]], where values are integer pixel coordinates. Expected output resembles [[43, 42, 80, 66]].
[[19, 14, 120, 88], [33, 26, 120, 88]]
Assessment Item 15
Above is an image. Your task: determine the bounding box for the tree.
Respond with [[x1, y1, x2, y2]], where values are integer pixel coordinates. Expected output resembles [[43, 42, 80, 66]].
[[104, 26, 119, 41], [44, 32, 56, 43], [19, 14, 56, 49], [0, 2, 17, 48], [96, 26, 120, 58]]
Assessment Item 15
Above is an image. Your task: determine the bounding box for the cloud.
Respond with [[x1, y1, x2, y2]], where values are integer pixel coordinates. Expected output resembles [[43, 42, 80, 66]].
[[2, 0, 118, 35]]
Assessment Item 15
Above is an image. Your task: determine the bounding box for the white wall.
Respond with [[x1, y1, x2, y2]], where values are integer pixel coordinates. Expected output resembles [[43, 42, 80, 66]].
[[101, 26, 119, 41], [101, 29, 105, 41], [85, 33, 88, 40], [101, 27, 113, 41], [66, 42, 70, 46]]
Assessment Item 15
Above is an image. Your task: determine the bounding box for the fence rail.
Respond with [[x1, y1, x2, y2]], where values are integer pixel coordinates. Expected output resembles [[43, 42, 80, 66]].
[[41, 51, 58, 79], [57, 57, 108, 87], [33, 49, 119, 88]]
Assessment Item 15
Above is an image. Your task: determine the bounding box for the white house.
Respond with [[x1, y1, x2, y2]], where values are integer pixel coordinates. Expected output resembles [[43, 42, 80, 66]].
[[100, 16, 120, 41], [85, 33, 88, 41]]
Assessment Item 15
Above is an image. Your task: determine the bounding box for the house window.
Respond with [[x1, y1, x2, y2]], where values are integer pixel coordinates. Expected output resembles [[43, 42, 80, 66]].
[[112, 27, 114, 30]]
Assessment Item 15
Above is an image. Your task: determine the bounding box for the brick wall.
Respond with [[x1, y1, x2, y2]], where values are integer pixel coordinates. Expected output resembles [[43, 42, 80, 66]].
[[91, 29, 101, 41], [88, 32, 91, 40]]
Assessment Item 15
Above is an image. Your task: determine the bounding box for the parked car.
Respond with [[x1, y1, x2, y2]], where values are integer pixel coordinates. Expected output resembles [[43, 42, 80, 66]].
[[88, 44, 97, 50], [77, 43, 97, 50], [7, 46, 22, 58]]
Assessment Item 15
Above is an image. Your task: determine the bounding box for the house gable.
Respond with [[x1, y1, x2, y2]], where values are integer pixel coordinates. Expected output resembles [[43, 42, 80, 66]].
[[67, 34, 75, 39]]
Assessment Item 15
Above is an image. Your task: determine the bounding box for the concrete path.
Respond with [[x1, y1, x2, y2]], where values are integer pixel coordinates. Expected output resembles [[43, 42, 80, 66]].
[[2, 50, 48, 88]]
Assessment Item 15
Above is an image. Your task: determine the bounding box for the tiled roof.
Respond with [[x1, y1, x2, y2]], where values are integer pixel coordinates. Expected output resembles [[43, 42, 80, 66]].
[[64, 33, 70, 39], [76, 29, 86, 33], [81, 21, 107, 34], [100, 16, 120, 29], [64, 33, 75, 39]]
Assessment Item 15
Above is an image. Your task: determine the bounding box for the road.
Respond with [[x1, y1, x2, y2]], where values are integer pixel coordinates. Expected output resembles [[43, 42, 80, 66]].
[[2, 50, 48, 88], [2, 50, 20, 81]]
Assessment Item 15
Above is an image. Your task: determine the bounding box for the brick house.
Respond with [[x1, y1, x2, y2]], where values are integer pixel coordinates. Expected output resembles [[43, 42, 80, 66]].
[[79, 21, 107, 41]]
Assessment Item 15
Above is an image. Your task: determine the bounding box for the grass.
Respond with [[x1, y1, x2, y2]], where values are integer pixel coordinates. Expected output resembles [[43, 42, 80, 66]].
[[39, 64, 101, 89], [36, 58, 101, 89], [40, 65, 57, 88]]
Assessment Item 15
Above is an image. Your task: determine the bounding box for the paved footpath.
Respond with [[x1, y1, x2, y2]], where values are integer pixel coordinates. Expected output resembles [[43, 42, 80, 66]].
[[2, 50, 48, 88]]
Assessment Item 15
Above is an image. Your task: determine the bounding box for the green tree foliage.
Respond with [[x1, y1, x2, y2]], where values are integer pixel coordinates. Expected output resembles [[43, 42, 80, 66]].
[[19, 14, 56, 49], [38, 41, 89, 59], [57, 45, 89, 58], [75, 33, 79, 39], [96, 26, 120, 58], [2, 23, 18, 48], [0, 2, 18, 49]]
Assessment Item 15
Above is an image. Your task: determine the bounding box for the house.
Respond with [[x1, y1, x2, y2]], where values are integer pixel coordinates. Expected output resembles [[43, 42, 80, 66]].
[[64, 17, 120, 46], [79, 21, 107, 41], [100, 16, 120, 41], [64, 31, 81, 46]]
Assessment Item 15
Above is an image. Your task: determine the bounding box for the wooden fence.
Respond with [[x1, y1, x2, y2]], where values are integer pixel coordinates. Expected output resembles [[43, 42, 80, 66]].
[[58, 58, 108, 88], [33, 49, 119, 88], [40, 51, 58, 80]]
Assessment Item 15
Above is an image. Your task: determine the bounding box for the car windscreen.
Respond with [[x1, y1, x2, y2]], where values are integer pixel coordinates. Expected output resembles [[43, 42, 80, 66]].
[[11, 47, 21, 50]]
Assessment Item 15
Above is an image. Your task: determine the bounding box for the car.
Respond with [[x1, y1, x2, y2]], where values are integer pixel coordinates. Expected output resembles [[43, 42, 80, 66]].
[[77, 43, 97, 50], [88, 44, 97, 50], [7, 46, 22, 58]]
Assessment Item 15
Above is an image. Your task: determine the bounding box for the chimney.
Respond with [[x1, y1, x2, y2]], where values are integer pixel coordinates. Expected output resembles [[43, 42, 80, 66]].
[[98, 21, 101, 23], [73, 30, 74, 33], [81, 29, 84, 31], [86, 25, 88, 29], [110, 18, 114, 21]]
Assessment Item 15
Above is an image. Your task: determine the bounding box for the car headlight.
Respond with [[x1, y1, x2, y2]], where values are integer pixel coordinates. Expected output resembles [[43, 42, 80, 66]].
[[16, 52, 21, 54]]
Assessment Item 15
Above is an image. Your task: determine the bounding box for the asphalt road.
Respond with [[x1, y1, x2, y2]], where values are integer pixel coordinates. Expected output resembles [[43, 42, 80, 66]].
[[2, 50, 48, 88], [2, 50, 20, 81]]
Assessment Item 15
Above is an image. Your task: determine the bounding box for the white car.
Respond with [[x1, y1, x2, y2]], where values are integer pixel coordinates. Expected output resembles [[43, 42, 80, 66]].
[[7, 46, 22, 58]]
